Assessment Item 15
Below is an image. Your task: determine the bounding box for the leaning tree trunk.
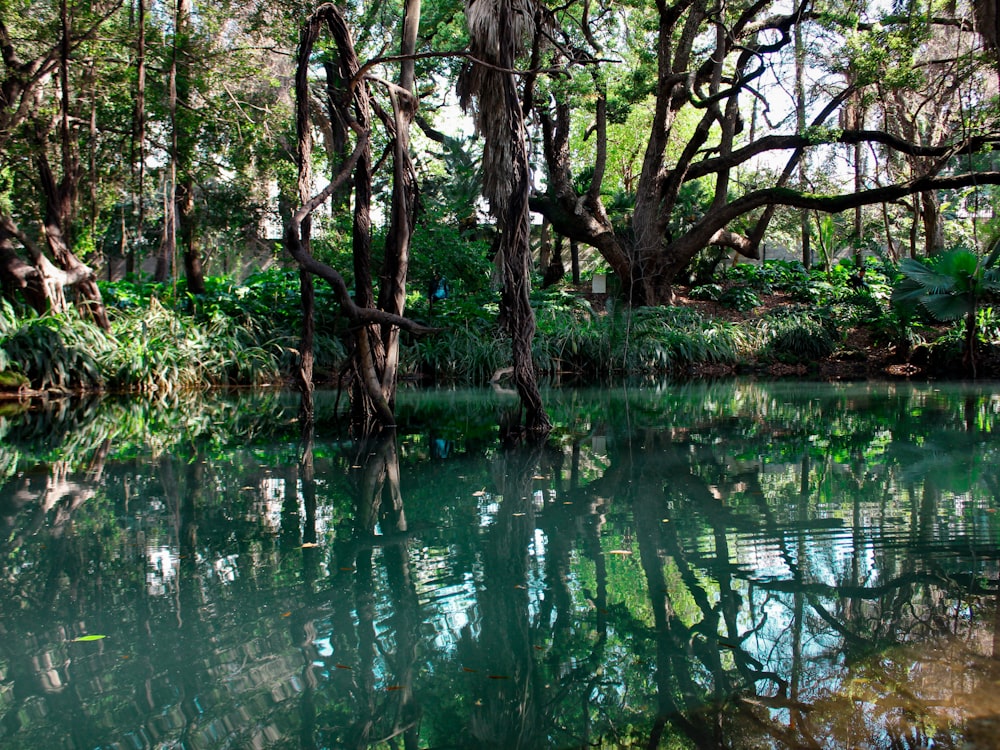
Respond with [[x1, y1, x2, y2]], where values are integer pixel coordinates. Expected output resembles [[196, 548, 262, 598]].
[[461, 0, 550, 435], [966, 308, 978, 379], [33, 40, 111, 333]]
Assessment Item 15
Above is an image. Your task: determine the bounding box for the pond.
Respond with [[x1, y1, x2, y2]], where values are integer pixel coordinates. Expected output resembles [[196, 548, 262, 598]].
[[1, 381, 999, 749]]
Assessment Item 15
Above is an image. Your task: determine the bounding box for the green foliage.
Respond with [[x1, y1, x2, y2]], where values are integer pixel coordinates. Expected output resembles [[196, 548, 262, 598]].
[[102, 298, 284, 392], [842, 15, 929, 90], [0, 308, 108, 390], [408, 296, 505, 381], [409, 207, 495, 307], [758, 307, 837, 363], [702, 260, 817, 303], [718, 284, 761, 312], [534, 302, 752, 378], [891, 246, 1000, 372], [892, 248, 1000, 323], [103, 269, 348, 378], [689, 283, 723, 302], [668, 179, 713, 240]]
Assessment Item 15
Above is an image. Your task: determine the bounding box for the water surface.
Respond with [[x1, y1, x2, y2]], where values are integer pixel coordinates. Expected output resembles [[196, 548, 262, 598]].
[[1, 382, 999, 749]]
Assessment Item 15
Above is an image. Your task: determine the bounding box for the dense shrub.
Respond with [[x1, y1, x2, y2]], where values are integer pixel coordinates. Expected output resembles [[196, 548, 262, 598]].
[[758, 307, 836, 362], [0, 303, 107, 390]]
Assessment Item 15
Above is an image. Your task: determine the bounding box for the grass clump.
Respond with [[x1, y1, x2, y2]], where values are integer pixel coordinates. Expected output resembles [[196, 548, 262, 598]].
[[0, 301, 108, 390], [103, 299, 285, 393], [758, 306, 837, 362]]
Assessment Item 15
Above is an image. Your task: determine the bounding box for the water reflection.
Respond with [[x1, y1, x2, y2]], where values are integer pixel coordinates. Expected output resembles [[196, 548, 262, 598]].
[[0, 383, 998, 748]]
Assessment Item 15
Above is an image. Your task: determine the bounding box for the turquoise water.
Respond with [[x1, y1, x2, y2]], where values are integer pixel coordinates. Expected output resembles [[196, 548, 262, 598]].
[[0, 382, 998, 749]]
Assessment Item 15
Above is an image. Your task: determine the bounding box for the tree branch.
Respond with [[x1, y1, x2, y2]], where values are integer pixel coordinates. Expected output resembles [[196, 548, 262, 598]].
[[286, 133, 433, 337], [685, 131, 1000, 181]]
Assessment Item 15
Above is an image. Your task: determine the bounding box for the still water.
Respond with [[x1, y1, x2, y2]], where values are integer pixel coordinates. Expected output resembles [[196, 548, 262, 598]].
[[1, 382, 999, 749]]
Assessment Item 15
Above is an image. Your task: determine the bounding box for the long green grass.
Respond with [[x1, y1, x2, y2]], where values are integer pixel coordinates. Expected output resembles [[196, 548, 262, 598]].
[[102, 299, 286, 392], [1, 297, 287, 393], [0, 300, 108, 390]]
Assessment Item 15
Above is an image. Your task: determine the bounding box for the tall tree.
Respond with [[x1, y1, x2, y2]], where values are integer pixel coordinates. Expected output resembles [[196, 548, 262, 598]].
[[460, 0, 551, 436], [532, 0, 1000, 305], [287, 3, 428, 433], [0, 4, 115, 327]]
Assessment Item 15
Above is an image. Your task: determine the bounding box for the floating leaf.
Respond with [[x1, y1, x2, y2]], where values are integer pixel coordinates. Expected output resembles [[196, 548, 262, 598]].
[[472, 489, 486, 497], [72, 635, 107, 642], [608, 549, 632, 555], [300, 542, 319, 548]]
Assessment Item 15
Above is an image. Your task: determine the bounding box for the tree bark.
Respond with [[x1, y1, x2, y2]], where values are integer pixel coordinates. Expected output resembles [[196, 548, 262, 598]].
[[289, 3, 430, 433], [173, 0, 206, 294], [462, 0, 550, 435]]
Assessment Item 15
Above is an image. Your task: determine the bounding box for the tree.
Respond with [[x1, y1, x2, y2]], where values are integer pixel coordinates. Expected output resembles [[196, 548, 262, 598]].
[[286, 3, 428, 432], [892, 246, 1000, 377], [0, 4, 114, 327], [531, 0, 1000, 305], [459, 0, 551, 436]]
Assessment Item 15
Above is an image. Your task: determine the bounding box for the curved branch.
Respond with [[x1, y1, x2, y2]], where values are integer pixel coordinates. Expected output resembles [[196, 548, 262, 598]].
[[285, 137, 433, 337], [673, 170, 1000, 269], [685, 131, 1000, 181]]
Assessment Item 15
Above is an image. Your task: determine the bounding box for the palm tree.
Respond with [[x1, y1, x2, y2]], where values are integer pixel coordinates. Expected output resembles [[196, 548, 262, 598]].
[[892, 246, 1000, 377]]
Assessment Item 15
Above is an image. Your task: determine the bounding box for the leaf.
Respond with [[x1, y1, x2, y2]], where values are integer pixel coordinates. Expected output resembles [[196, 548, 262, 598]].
[[899, 258, 954, 294], [72, 634, 107, 642], [921, 293, 972, 322]]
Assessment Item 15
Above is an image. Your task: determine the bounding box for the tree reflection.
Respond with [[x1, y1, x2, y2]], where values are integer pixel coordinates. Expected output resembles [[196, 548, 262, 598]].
[[317, 428, 424, 748], [0, 385, 999, 748]]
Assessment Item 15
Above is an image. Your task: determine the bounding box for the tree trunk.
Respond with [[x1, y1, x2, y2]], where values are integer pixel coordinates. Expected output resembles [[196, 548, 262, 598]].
[[965, 308, 977, 378], [289, 4, 432, 434], [375, 0, 420, 414], [0, 224, 46, 314], [921, 190, 945, 256], [570, 238, 580, 285], [462, 0, 550, 435], [795, 0, 810, 268], [129, 0, 147, 276], [173, 0, 205, 294], [34, 20, 111, 331]]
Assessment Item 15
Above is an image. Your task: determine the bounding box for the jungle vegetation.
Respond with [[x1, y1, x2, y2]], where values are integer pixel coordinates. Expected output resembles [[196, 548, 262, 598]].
[[4, 0, 1000, 433]]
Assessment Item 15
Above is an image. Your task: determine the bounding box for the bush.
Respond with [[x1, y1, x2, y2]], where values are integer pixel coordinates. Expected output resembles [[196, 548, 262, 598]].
[[718, 284, 761, 311], [759, 307, 836, 362], [103, 299, 285, 392], [0, 305, 108, 390]]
